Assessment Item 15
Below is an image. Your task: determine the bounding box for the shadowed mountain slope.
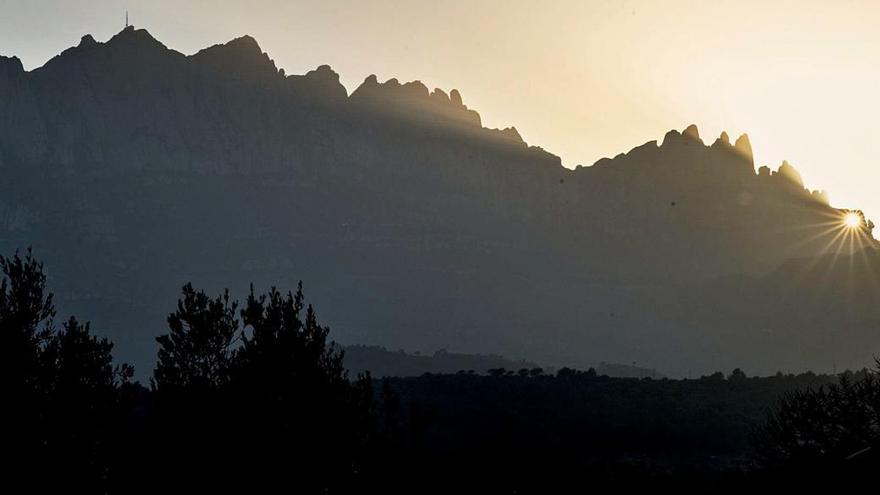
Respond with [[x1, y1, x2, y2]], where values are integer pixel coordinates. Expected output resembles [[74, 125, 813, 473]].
[[1, 27, 876, 376]]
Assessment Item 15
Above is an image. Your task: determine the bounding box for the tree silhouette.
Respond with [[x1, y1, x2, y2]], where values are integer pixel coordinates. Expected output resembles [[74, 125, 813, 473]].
[[729, 368, 748, 382], [1, 250, 127, 491], [150, 283, 241, 491], [153, 283, 239, 392], [0, 248, 55, 390], [40, 316, 127, 490], [750, 367, 880, 489], [42, 316, 125, 393], [754, 369, 880, 467], [488, 367, 507, 377], [232, 283, 371, 491], [9, 248, 848, 492], [1, 249, 56, 486], [146, 281, 377, 492]]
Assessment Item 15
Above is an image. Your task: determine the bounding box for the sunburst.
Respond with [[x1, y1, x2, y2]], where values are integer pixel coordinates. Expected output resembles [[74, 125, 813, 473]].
[[843, 212, 862, 229]]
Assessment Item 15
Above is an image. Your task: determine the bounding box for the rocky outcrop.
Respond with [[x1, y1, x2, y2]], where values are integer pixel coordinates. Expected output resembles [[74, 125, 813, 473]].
[[713, 131, 731, 147], [776, 160, 804, 186], [349, 75, 482, 128], [682, 123, 701, 142], [0, 29, 875, 377], [0, 55, 47, 165], [190, 35, 281, 84], [284, 65, 348, 103], [734, 133, 753, 164], [0, 54, 24, 79]]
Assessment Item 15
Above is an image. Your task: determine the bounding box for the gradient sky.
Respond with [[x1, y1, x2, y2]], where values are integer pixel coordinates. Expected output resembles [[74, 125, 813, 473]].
[[2, 0, 879, 220]]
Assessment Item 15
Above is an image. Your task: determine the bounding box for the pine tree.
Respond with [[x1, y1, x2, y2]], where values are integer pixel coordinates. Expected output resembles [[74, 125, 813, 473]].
[[233, 283, 370, 491], [0, 249, 56, 485], [1, 250, 126, 491], [150, 283, 241, 492], [0, 248, 55, 390], [40, 316, 125, 490], [153, 283, 239, 392]]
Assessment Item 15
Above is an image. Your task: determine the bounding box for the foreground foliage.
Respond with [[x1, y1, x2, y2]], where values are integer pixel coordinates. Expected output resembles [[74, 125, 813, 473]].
[[3, 249, 879, 492]]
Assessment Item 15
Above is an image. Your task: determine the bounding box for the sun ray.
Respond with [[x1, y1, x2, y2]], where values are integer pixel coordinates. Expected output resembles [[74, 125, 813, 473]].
[[785, 223, 849, 252], [778, 217, 852, 233], [844, 212, 862, 229], [852, 228, 880, 294], [788, 223, 852, 292], [818, 227, 854, 287], [785, 225, 851, 292]]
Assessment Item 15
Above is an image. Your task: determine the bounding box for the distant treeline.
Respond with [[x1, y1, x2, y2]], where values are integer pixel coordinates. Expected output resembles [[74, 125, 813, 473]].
[[343, 345, 538, 378], [3, 249, 879, 493], [343, 344, 663, 378]]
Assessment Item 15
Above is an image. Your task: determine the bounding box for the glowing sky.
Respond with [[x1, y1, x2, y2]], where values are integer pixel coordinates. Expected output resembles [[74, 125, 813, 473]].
[[2, 0, 879, 220]]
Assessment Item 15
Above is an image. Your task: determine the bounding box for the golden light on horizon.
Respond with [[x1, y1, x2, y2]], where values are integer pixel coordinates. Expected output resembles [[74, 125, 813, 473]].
[[3, 1, 880, 221], [843, 212, 862, 229], [780, 207, 878, 298]]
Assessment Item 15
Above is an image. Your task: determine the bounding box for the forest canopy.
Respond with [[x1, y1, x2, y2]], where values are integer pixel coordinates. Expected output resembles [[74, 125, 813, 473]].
[[2, 249, 878, 493]]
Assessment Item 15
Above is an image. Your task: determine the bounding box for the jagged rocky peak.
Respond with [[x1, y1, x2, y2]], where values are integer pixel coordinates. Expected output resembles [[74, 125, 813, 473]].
[[190, 34, 279, 80], [775, 159, 805, 186], [430, 87, 450, 104], [106, 25, 169, 52], [284, 64, 348, 101], [450, 89, 464, 106], [78, 34, 98, 48], [308, 64, 340, 83], [661, 124, 703, 146], [33, 26, 160, 76], [734, 133, 753, 162], [486, 126, 526, 145], [661, 125, 751, 164], [591, 126, 765, 178], [498, 126, 523, 142], [352, 75, 420, 99], [811, 189, 830, 205], [350, 74, 482, 127], [0, 55, 24, 79], [756, 160, 816, 197], [299, 64, 345, 94], [361, 74, 379, 86], [709, 130, 754, 169], [31, 26, 186, 77], [225, 34, 261, 51], [193, 34, 267, 60], [661, 129, 682, 146], [682, 124, 702, 143], [712, 131, 731, 147], [0, 56, 25, 100]]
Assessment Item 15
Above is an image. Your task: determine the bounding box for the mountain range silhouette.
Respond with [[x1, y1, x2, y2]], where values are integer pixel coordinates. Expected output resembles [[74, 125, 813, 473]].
[[1, 27, 877, 376]]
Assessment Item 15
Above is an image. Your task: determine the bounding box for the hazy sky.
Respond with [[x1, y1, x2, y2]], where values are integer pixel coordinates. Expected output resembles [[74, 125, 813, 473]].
[[2, 0, 879, 219]]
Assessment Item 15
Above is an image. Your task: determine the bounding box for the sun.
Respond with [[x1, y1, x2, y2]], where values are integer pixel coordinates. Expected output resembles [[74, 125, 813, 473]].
[[843, 212, 862, 229]]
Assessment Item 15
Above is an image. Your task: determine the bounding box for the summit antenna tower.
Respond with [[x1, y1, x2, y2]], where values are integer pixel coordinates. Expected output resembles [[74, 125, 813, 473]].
[[125, 10, 129, 28]]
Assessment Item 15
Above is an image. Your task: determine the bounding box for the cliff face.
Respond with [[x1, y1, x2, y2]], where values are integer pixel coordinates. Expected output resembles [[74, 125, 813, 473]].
[[0, 28, 875, 376]]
